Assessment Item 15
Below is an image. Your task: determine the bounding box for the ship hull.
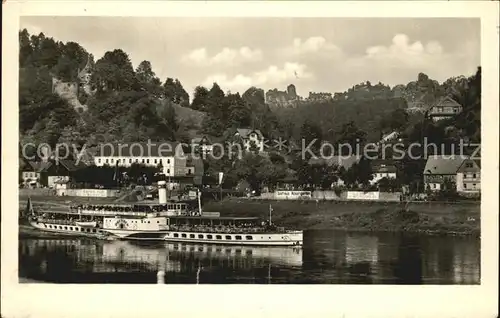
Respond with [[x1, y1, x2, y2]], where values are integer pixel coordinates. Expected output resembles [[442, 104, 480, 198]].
[[28, 221, 106, 238], [104, 229, 303, 246]]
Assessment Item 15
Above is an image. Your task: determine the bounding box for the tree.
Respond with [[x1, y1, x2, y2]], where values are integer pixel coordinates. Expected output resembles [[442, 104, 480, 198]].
[[19, 29, 33, 67], [91, 49, 136, 92], [336, 121, 366, 151], [191, 86, 210, 111], [207, 82, 226, 115], [227, 93, 251, 128], [300, 119, 322, 157]]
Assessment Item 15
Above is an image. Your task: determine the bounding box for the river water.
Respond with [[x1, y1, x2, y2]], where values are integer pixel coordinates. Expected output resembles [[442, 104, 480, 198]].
[[18, 230, 480, 284]]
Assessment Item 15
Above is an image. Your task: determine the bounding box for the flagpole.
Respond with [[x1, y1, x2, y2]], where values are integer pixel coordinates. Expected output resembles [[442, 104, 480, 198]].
[[269, 204, 272, 225]]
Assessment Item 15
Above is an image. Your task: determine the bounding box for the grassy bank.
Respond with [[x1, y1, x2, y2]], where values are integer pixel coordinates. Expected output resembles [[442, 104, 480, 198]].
[[203, 198, 480, 236]]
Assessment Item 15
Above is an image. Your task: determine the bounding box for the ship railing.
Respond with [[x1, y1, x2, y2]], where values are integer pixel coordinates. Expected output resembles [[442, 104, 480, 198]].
[[166, 226, 290, 234]]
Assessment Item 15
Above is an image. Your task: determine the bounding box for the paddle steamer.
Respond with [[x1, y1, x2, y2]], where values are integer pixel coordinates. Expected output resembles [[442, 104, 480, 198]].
[[24, 181, 303, 246]]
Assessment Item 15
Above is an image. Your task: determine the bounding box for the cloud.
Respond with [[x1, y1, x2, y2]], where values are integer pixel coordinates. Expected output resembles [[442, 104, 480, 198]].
[[284, 36, 342, 57], [202, 62, 313, 92], [339, 33, 479, 86], [182, 46, 263, 66]]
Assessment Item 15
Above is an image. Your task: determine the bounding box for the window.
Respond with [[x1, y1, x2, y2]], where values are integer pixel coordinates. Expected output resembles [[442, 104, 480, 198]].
[[129, 159, 132, 163], [466, 163, 473, 168], [189, 234, 195, 238], [173, 233, 179, 238], [116, 159, 120, 164], [473, 183, 477, 188], [167, 169, 170, 174], [167, 159, 171, 164], [135, 159, 139, 163], [245, 236, 253, 240], [225, 235, 232, 240], [181, 233, 187, 238], [98, 159, 102, 164], [473, 174, 477, 178], [105, 159, 109, 164], [154, 159, 157, 164], [64, 226, 68, 230], [187, 169, 192, 175], [235, 235, 242, 240], [463, 183, 467, 189], [216, 235, 222, 240], [207, 235, 213, 239], [147, 159, 150, 164], [198, 234, 204, 239], [142, 159, 145, 163], [110, 159, 114, 164]]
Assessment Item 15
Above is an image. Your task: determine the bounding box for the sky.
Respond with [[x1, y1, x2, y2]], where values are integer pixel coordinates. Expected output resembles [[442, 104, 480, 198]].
[[20, 17, 480, 98]]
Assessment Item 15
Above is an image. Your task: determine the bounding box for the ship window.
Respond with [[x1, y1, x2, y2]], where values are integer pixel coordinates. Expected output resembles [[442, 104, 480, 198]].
[[157, 221, 160, 223], [235, 235, 242, 240], [225, 235, 232, 240], [173, 233, 179, 238], [147, 159, 150, 164], [92, 229, 96, 233], [190, 234, 195, 238], [129, 159, 132, 163], [69, 227, 72, 231], [176, 205, 180, 209], [181, 233, 187, 238], [216, 235, 222, 240], [207, 235, 213, 239], [198, 234, 204, 239], [64, 226, 68, 230], [142, 159, 145, 163], [81, 228, 84, 232]]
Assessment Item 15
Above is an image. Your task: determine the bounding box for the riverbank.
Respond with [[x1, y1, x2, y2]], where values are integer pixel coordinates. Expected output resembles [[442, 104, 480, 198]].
[[203, 198, 480, 236], [18, 195, 480, 236]]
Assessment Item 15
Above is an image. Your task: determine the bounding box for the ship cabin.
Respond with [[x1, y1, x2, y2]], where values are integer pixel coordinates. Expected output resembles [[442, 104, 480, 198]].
[[70, 201, 194, 217], [166, 215, 281, 234]]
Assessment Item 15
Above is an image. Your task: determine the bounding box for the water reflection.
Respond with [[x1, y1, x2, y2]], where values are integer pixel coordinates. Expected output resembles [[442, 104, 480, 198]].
[[19, 230, 480, 284]]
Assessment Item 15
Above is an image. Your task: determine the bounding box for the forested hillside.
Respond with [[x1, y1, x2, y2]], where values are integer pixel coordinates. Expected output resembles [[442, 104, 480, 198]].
[[19, 29, 481, 155]]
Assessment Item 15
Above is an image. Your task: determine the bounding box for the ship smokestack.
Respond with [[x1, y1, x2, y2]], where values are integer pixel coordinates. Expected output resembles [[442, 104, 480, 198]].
[[158, 180, 167, 204]]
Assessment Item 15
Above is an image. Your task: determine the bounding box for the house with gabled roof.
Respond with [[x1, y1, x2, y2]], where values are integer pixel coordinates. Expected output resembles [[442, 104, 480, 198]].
[[234, 128, 265, 152], [456, 158, 481, 195], [423, 155, 467, 192], [21, 158, 85, 188], [427, 96, 463, 122], [370, 159, 398, 185], [191, 135, 214, 155]]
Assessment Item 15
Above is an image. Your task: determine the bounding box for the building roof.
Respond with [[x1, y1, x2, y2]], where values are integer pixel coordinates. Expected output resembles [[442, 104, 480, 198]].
[[423, 155, 467, 175], [372, 163, 398, 173], [308, 155, 361, 170], [457, 158, 481, 172], [235, 128, 263, 139], [95, 142, 182, 157], [380, 131, 399, 143], [427, 96, 462, 112], [25, 161, 53, 172]]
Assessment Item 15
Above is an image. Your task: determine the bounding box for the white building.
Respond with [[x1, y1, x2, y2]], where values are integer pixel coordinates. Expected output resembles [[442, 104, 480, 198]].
[[370, 161, 398, 185], [93, 142, 194, 177], [234, 129, 265, 152]]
